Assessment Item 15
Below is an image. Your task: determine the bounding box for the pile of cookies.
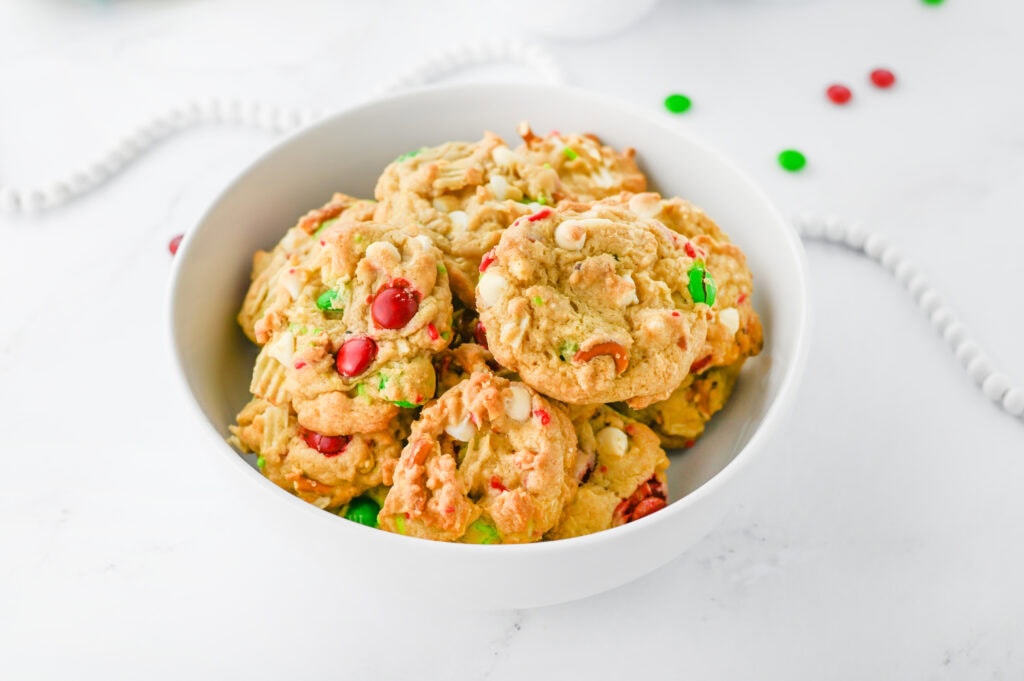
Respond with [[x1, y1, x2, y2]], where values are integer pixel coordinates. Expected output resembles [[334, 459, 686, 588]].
[[229, 123, 763, 544]]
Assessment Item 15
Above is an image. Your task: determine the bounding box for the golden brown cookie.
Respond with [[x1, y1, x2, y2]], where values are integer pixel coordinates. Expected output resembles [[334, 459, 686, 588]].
[[476, 201, 710, 408], [238, 193, 377, 344], [379, 372, 580, 543], [248, 220, 453, 436], [229, 398, 406, 510], [546, 405, 670, 540]]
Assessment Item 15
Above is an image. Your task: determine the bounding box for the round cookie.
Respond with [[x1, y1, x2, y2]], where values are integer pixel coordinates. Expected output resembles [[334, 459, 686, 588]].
[[229, 398, 406, 510], [373, 132, 538, 307], [249, 220, 453, 436], [475, 202, 711, 408], [606, 192, 764, 371], [515, 122, 647, 202], [379, 372, 580, 544], [238, 192, 377, 344], [546, 405, 670, 540]]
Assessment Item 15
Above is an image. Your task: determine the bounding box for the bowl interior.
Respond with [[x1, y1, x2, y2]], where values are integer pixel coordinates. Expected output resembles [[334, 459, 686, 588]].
[[170, 83, 804, 508]]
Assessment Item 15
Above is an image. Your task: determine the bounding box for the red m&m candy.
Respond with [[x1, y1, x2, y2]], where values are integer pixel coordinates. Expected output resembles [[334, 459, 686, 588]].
[[870, 68, 896, 88], [336, 336, 377, 377], [301, 429, 351, 457], [371, 280, 420, 329], [826, 84, 852, 105]]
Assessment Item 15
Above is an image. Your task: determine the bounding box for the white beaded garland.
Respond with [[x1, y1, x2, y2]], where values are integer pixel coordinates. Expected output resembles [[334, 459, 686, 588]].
[[793, 215, 1022, 423]]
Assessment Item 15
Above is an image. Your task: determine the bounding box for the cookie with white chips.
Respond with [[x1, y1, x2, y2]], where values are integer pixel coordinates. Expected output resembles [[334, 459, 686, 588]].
[[476, 202, 710, 408]]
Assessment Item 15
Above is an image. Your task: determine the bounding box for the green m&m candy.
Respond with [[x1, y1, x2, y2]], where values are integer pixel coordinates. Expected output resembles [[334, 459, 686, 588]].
[[462, 518, 501, 544], [316, 289, 343, 312], [344, 496, 381, 528], [688, 263, 717, 306]]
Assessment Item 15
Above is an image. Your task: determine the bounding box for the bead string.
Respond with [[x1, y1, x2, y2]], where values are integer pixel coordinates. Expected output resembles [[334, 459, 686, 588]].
[[0, 39, 1017, 423], [793, 214, 1023, 421]]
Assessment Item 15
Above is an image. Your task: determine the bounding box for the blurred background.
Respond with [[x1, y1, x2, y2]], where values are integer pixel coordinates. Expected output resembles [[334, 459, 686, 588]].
[[3, 1, 1023, 679]]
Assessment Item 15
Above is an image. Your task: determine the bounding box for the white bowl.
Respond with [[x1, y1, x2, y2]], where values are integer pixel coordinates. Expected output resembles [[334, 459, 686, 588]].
[[168, 83, 809, 610]]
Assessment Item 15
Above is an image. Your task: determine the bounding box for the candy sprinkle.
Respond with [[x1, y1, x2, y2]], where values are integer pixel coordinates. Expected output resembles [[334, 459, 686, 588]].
[[562, 146, 578, 161], [664, 93, 692, 114], [778, 149, 807, 173], [256, 455, 266, 471], [870, 68, 896, 89], [826, 84, 852, 105], [921, 0, 944, 5], [168, 234, 184, 255], [344, 496, 381, 528]]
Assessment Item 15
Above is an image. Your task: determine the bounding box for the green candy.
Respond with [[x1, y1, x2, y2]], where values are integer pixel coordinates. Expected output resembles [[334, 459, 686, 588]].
[[393, 400, 419, 409], [664, 93, 692, 114], [436, 262, 447, 275], [562, 146, 578, 161], [393, 515, 407, 535], [316, 289, 342, 312], [688, 263, 717, 306], [344, 496, 381, 528], [355, 383, 367, 397], [558, 340, 579, 362], [462, 518, 501, 544], [256, 455, 266, 471], [777, 149, 807, 172], [313, 217, 338, 237], [532, 295, 544, 306], [395, 148, 424, 162]]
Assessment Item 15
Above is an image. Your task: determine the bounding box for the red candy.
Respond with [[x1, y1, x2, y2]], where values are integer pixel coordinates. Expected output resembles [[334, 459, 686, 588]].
[[533, 409, 551, 425], [336, 336, 378, 377], [426, 323, 439, 341], [489, 475, 508, 492], [527, 208, 552, 222], [479, 250, 497, 272], [870, 68, 896, 88], [474, 321, 488, 348], [826, 84, 852, 105], [168, 233, 184, 255], [371, 279, 420, 329], [301, 429, 351, 457]]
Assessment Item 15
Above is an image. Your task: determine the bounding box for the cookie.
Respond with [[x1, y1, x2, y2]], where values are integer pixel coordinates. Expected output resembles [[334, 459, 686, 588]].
[[248, 220, 453, 435], [515, 122, 647, 202], [432, 342, 504, 396], [378, 372, 580, 543], [238, 192, 377, 344], [608, 192, 764, 371], [229, 398, 406, 510], [619, 359, 744, 449], [546, 405, 670, 540], [373, 132, 537, 307], [476, 202, 711, 408]]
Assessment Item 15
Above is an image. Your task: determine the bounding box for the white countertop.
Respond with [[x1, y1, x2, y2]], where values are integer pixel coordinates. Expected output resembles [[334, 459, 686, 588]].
[[2, 0, 1023, 678]]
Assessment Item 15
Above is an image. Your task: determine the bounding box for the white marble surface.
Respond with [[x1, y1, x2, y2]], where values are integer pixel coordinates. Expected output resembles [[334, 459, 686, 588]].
[[2, 0, 1023, 678]]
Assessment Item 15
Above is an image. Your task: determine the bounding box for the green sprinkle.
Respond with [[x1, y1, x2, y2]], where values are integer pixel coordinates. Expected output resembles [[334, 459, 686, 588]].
[[312, 328, 323, 335], [558, 340, 579, 362], [356, 383, 366, 397], [313, 217, 338, 237], [664, 93, 693, 114], [393, 515, 407, 535], [316, 289, 341, 311], [536, 194, 548, 206], [396, 148, 424, 162], [543, 162, 552, 169], [778, 149, 807, 173], [354, 234, 363, 243], [562, 146, 578, 161], [462, 518, 501, 545], [436, 262, 447, 275], [440, 330, 450, 341], [344, 496, 381, 528], [532, 296, 544, 306], [378, 374, 389, 391], [393, 400, 419, 409], [688, 263, 717, 306], [921, 0, 944, 4], [256, 455, 266, 471]]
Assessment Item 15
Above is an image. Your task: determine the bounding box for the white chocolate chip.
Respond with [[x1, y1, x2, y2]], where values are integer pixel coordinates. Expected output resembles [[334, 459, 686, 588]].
[[500, 316, 530, 349], [616, 273, 639, 306], [554, 220, 588, 250], [414, 234, 435, 251], [491, 146, 515, 167], [719, 307, 740, 336], [448, 210, 468, 230], [592, 166, 615, 189], [444, 417, 476, 442], [627, 193, 661, 218], [595, 426, 629, 458], [365, 241, 401, 268], [488, 175, 510, 201], [504, 386, 532, 422], [279, 268, 305, 300], [476, 271, 507, 309], [266, 331, 295, 365]]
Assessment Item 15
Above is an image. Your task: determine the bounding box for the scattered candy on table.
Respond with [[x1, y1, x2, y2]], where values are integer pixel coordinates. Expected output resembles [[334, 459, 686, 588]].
[[826, 84, 853, 105], [168, 233, 184, 255], [778, 149, 807, 173], [870, 68, 896, 88], [663, 93, 692, 114]]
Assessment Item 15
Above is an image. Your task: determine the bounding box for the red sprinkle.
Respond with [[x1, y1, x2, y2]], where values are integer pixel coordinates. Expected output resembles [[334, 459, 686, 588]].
[[527, 208, 552, 222], [826, 84, 853, 105], [489, 475, 508, 492], [293, 360, 307, 370], [445, 506, 455, 514], [624, 424, 635, 436], [474, 321, 488, 348], [479, 250, 497, 272], [371, 279, 420, 329], [690, 355, 713, 374], [336, 336, 378, 377], [683, 241, 697, 258], [301, 429, 351, 457], [533, 409, 551, 426], [599, 465, 607, 474], [426, 323, 439, 341], [631, 497, 667, 521], [737, 293, 748, 305], [870, 68, 896, 89], [168, 234, 184, 255], [671, 311, 680, 318], [685, 440, 695, 449]]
